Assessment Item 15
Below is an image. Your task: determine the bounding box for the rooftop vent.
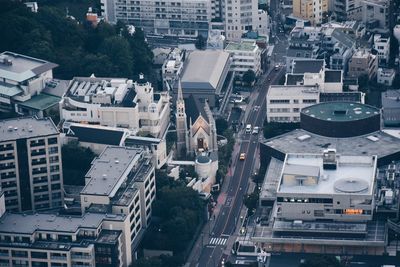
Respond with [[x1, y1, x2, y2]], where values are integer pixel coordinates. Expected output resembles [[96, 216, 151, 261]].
[[0, 56, 12, 66], [323, 149, 337, 170], [102, 174, 107, 180], [297, 134, 311, 141]]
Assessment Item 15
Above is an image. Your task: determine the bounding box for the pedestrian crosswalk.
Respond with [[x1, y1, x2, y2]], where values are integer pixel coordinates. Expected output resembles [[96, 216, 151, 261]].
[[209, 237, 227, 246]]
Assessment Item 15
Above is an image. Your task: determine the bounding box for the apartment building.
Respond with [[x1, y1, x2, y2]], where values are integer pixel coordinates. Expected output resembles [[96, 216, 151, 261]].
[[80, 146, 156, 239], [225, 40, 262, 77], [162, 48, 186, 90], [224, 0, 268, 41], [0, 51, 58, 113], [360, 0, 390, 32], [100, 0, 211, 37], [377, 68, 396, 86], [292, 0, 328, 26], [373, 35, 391, 66], [60, 75, 170, 138], [0, 117, 63, 212], [266, 85, 320, 122], [348, 49, 378, 80], [0, 212, 133, 267], [333, 0, 359, 21]]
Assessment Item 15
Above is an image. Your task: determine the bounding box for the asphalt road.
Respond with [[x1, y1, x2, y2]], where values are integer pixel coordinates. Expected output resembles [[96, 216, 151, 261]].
[[196, 67, 286, 267]]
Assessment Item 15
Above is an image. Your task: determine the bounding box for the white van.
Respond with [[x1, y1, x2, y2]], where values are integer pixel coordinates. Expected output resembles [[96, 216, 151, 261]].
[[245, 124, 252, 134]]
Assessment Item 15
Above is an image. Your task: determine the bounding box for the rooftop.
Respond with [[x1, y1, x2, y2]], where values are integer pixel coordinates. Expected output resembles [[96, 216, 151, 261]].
[[267, 85, 320, 97], [262, 129, 400, 162], [18, 93, 61, 111], [286, 47, 313, 58], [301, 102, 380, 121], [352, 49, 374, 59], [285, 74, 304, 85], [0, 213, 105, 234], [225, 40, 258, 51], [278, 153, 377, 195], [381, 90, 400, 108], [66, 77, 135, 107], [64, 123, 127, 146], [81, 146, 142, 196], [0, 51, 58, 82], [0, 81, 22, 97], [0, 117, 58, 142], [324, 70, 342, 83], [292, 59, 325, 74], [181, 50, 230, 90]]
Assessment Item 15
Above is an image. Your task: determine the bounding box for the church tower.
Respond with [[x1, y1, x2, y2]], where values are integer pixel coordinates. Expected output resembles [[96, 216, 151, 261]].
[[175, 80, 188, 158]]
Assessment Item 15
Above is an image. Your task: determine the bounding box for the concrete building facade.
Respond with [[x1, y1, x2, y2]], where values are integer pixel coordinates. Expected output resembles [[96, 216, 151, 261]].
[[0, 117, 64, 212], [348, 49, 378, 80], [292, 0, 328, 26], [100, 0, 211, 37], [225, 40, 262, 77]]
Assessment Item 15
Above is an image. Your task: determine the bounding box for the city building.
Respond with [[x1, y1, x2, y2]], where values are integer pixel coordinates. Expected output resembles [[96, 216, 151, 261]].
[[81, 146, 156, 256], [373, 35, 391, 66], [285, 47, 316, 73], [333, 0, 359, 21], [348, 49, 378, 80], [224, 0, 263, 41], [381, 90, 400, 127], [177, 50, 233, 109], [0, 212, 133, 267], [292, 0, 328, 26], [0, 51, 59, 115], [0, 117, 64, 212], [377, 68, 396, 86], [162, 48, 186, 90], [175, 81, 218, 157], [300, 102, 381, 137], [290, 59, 343, 93], [255, 150, 383, 254], [360, 0, 390, 32], [60, 75, 170, 138], [266, 85, 320, 122], [100, 0, 211, 38], [225, 40, 262, 77]]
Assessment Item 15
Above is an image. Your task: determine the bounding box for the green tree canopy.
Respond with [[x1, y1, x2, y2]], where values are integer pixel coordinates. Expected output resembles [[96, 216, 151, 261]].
[[242, 69, 256, 85]]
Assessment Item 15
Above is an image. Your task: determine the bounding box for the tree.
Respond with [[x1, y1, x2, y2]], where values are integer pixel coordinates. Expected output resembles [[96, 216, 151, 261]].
[[195, 34, 206, 50], [215, 118, 229, 135], [299, 255, 343, 267], [358, 74, 369, 92], [242, 69, 256, 85], [99, 36, 133, 77], [243, 192, 259, 213], [62, 142, 96, 185]]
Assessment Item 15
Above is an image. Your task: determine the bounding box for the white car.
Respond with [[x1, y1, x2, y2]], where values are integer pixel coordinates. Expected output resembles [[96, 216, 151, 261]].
[[252, 126, 260, 134], [245, 124, 252, 134]]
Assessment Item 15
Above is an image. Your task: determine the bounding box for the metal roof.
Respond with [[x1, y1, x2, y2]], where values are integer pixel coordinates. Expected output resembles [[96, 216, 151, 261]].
[[292, 59, 325, 74], [18, 93, 61, 111], [181, 50, 230, 90], [0, 51, 58, 82]]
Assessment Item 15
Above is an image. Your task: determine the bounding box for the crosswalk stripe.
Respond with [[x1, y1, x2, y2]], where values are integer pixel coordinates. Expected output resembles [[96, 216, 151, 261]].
[[209, 237, 227, 245]]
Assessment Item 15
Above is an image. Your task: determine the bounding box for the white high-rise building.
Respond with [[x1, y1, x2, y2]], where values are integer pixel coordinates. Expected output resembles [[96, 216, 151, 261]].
[[100, 0, 211, 37], [224, 0, 267, 41]]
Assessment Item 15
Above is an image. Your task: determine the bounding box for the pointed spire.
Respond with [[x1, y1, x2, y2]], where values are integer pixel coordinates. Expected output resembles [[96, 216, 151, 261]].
[[177, 79, 183, 101]]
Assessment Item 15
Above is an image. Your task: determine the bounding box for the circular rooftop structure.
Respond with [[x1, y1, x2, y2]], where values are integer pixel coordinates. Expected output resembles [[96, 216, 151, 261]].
[[300, 102, 381, 137], [196, 155, 211, 164], [334, 178, 369, 193]]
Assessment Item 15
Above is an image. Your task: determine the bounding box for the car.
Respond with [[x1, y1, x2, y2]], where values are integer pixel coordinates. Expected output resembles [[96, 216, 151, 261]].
[[274, 64, 279, 71], [239, 153, 246, 160], [252, 126, 259, 134], [245, 124, 252, 134], [268, 78, 271, 81]]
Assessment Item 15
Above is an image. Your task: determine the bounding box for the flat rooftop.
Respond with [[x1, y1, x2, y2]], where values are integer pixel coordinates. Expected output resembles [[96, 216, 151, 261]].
[[181, 50, 230, 90], [19, 93, 61, 111], [225, 40, 258, 51], [292, 59, 324, 74], [267, 85, 320, 97], [382, 90, 400, 108], [324, 70, 342, 83], [81, 146, 142, 196], [0, 213, 105, 234], [262, 129, 400, 162], [0, 117, 58, 142], [302, 102, 380, 121], [278, 153, 377, 195], [0, 51, 58, 82]]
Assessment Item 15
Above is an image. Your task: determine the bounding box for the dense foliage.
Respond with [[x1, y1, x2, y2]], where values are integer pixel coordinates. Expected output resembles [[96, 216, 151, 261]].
[[0, 0, 153, 79], [263, 121, 300, 139], [140, 170, 205, 266], [61, 142, 96, 185]]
